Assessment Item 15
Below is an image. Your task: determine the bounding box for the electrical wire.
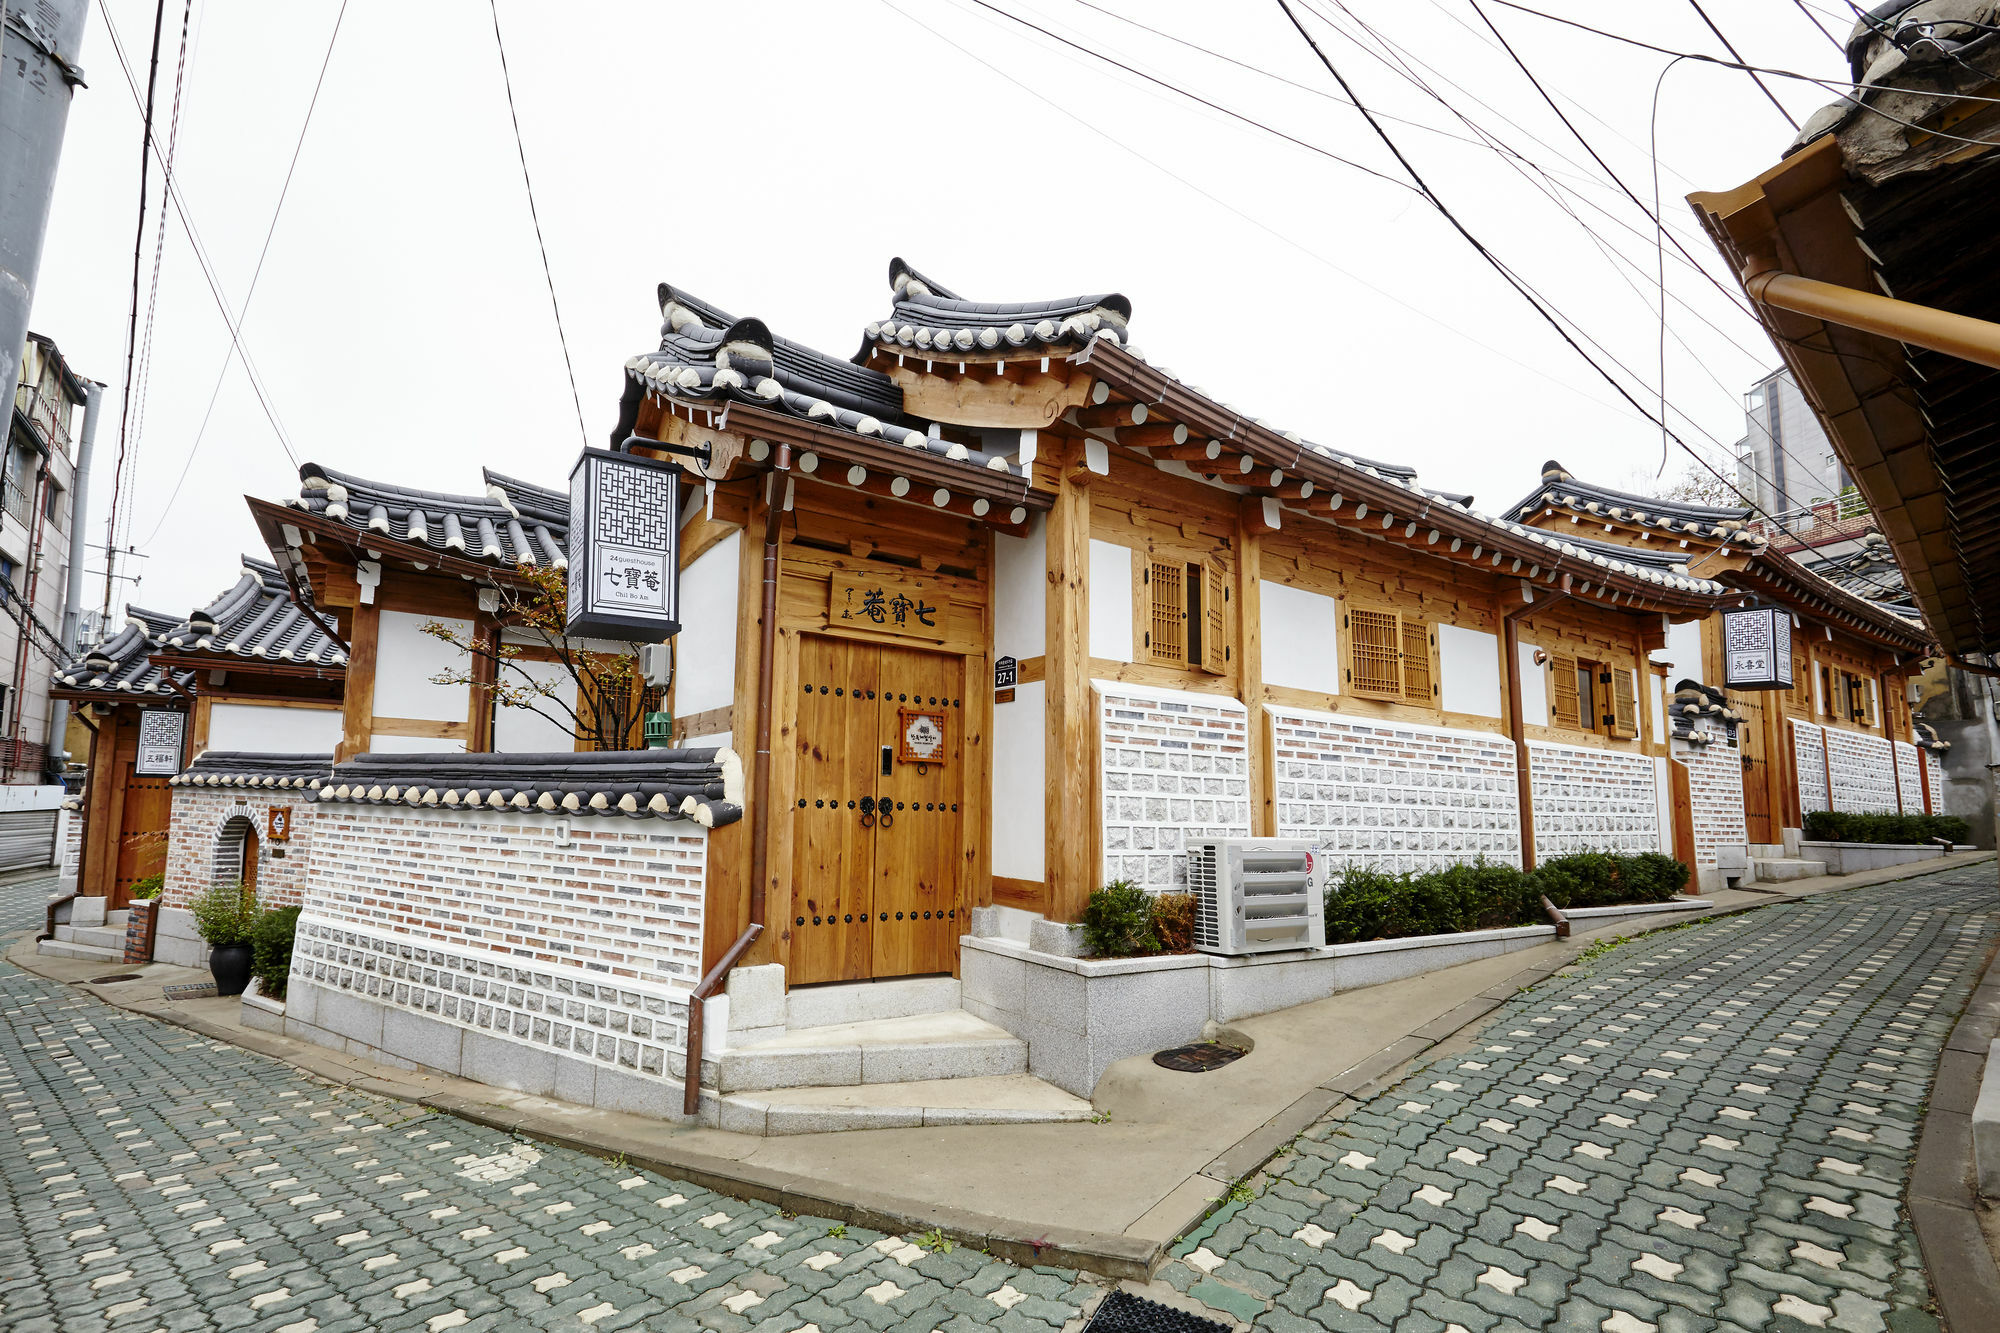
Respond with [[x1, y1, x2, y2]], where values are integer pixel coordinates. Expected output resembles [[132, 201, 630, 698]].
[[1686, 0, 1800, 127], [139, 0, 349, 545], [487, 0, 587, 448], [1792, 0, 1849, 53]]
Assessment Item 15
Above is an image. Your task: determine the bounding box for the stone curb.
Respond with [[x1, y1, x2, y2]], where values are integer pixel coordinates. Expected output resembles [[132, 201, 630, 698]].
[[1910, 933, 2000, 1333], [9, 851, 1993, 1285]]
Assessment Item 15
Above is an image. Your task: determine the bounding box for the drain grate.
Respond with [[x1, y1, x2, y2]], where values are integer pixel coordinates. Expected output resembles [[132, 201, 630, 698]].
[[88, 974, 143, 984], [1085, 1291, 1230, 1332], [1152, 1042, 1246, 1074], [160, 982, 218, 1001]]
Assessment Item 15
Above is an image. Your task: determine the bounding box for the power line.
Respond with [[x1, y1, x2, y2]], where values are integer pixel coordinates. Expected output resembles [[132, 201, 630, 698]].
[[1686, 0, 1799, 128], [1791, 0, 1849, 53], [140, 0, 349, 544], [487, 0, 587, 448]]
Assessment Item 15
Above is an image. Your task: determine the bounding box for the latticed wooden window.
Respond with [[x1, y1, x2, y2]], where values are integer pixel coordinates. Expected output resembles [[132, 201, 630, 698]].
[[1148, 560, 1184, 665], [1787, 656, 1813, 714], [1547, 651, 1581, 728], [1610, 667, 1638, 738], [1400, 618, 1433, 703], [1201, 561, 1228, 675], [1346, 607, 1402, 698]]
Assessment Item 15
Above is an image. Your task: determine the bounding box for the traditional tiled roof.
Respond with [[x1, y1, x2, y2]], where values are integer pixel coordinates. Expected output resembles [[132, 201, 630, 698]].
[[618, 280, 1023, 476], [1792, 535, 1919, 618], [52, 607, 183, 697], [290, 463, 569, 569], [1667, 680, 1743, 744], [1507, 460, 1762, 544], [314, 748, 744, 828], [170, 751, 334, 789], [155, 557, 347, 668], [863, 256, 1132, 355]]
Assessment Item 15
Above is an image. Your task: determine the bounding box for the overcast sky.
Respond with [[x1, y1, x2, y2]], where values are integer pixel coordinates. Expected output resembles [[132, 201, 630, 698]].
[[26, 0, 1855, 622]]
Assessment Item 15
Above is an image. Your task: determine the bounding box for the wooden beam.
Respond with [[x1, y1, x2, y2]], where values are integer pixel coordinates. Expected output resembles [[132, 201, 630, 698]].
[[1110, 423, 1190, 450], [1237, 502, 1272, 838], [1071, 401, 1149, 431], [1045, 440, 1095, 925], [337, 601, 380, 763]]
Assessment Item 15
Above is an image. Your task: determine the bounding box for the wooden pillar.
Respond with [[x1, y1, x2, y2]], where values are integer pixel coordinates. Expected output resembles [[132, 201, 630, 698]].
[[708, 493, 768, 971], [466, 621, 498, 752], [337, 601, 380, 763], [1668, 758, 1698, 892], [1237, 499, 1273, 838], [81, 710, 129, 901], [1045, 443, 1094, 924], [1761, 690, 1789, 839]]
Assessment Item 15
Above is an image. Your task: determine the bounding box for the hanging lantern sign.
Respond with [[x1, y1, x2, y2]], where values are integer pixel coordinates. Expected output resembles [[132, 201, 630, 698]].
[[1722, 603, 1793, 690], [565, 447, 682, 641], [135, 709, 187, 776]]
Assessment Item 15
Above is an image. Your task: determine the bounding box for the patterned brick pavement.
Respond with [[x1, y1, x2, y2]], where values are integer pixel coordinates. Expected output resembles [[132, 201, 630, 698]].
[[0, 864, 1993, 1331]]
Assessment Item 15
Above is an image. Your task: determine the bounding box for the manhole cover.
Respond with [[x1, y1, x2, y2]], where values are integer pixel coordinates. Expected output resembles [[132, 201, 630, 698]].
[[1085, 1291, 1229, 1332], [1151, 1042, 1245, 1074], [88, 974, 142, 984]]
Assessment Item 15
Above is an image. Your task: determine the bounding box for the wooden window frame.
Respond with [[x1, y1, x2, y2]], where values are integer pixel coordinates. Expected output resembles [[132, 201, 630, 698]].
[[1141, 553, 1229, 676], [1343, 601, 1438, 706]]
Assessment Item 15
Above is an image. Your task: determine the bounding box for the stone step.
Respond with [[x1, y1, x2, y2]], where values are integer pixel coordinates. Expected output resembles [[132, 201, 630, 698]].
[[1751, 858, 1828, 883], [712, 1010, 1026, 1093], [715, 1072, 1093, 1136], [783, 976, 961, 1030], [54, 923, 128, 951], [105, 910, 130, 927], [36, 937, 125, 963]]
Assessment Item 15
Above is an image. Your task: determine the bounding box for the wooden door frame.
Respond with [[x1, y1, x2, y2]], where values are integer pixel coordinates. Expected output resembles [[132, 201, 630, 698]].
[[781, 630, 974, 985]]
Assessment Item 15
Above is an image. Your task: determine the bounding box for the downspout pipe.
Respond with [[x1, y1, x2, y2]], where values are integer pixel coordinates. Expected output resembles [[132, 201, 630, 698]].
[[747, 446, 791, 938], [1744, 266, 2000, 372], [1503, 583, 1571, 871], [45, 378, 100, 772]]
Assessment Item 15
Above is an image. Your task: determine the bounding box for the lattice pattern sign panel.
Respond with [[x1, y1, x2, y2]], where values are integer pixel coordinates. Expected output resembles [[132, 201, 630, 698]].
[[1527, 740, 1661, 858], [1269, 707, 1521, 873], [1098, 683, 1251, 891]]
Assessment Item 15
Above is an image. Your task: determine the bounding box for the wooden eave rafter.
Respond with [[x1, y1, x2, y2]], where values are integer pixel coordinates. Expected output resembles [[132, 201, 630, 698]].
[[1689, 136, 1966, 652], [1517, 505, 1731, 555], [858, 343, 1094, 428], [146, 650, 347, 681], [1720, 553, 1931, 656], [1071, 341, 1726, 615], [247, 497, 540, 590], [685, 399, 1051, 532]]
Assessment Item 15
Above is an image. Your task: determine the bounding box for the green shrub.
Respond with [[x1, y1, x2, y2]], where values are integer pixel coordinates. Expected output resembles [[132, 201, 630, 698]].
[[189, 881, 257, 947], [127, 872, 164, 901], [1151, 892, 1197, 954], [1322, 851, 1693, 944], [1803, 810, 1970, 845], [249, 906, 302, 1000], [1082, 881, 1158, 957]]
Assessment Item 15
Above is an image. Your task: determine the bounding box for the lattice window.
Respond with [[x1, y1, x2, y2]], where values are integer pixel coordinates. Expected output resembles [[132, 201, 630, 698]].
[[1147, 560, 1185, 665], [1200, 561, 1228, 676], [1787, 653, 1814, 715], [1400, 618, 1433, 704], [1345, 606, 1402, 699], [1548, 651, 1580, 728], [1610, 667, 1638, 738]]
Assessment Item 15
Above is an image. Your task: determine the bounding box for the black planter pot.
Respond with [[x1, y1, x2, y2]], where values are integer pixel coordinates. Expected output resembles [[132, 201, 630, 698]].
[[209, 943, 253, 997]]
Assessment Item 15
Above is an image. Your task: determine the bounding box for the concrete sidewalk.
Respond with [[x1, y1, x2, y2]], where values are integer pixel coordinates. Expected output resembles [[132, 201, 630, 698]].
[[14, 846, 1992, 1279]]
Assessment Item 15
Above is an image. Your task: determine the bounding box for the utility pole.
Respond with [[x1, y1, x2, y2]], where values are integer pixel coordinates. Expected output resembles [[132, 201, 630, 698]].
[[0, 0, 90, 398]]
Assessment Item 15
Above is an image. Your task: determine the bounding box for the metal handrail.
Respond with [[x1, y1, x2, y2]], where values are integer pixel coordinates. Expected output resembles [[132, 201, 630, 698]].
[[681, 923, 763, 1117]]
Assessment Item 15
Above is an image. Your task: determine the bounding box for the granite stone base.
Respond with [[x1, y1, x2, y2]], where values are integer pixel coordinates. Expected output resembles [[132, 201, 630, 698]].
[[152, 905, 205, 969]]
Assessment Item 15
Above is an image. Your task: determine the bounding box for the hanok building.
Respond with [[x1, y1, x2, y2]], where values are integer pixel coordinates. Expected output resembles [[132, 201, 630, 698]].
[[1510, 462, 1939, 870]]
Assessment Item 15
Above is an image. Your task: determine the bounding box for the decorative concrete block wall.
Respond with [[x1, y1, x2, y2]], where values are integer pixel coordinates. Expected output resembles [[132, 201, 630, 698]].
[[1792, 721, 1828, 815], [1674, 721, 1746, 871], [1526, 740, 1661, 857], [162, 788, 319, 911], [1825, 728, 1899, 814], [1925, 749, 1944, 815], [59, 801, 81, 879], [1269, 706, 1521, 873], [1894, 741, 1923, 815], [1097, 681, 1251, 891]]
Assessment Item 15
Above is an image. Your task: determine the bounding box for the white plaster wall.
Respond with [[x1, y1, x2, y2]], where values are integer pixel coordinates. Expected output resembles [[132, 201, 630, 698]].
[[1648, 671, 1665, 746], [1261, 581, 1339, 694], [374, 611, 473, 723], [672, 533, 739, 718], [1439, 624, 1501, 718], [1089, 540, 1133, 662], [368, 735, 466, 754], [1662, 618, 1704, 685], [492, 659, 579, 753], [1517, 643, 1548, 725], [991, 679, 1046, 881], [994, 514, 1047, 662], [205, 703, 341, 754], [1653, 756, 1673, 852]]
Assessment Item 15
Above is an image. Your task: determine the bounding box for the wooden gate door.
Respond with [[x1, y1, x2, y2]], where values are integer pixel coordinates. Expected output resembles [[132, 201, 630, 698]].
[[1734, 690, 1774, 846], [788, 634, 963, 985], [109, 723, 173, 909]]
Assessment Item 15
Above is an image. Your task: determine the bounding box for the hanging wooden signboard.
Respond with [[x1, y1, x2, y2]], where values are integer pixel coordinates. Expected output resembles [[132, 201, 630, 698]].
[[829, 571, 948, 642], [135, 709, 186, 776], [565, 447, 682, 641], [267, 807, 293, 842], [1722, 605, 1793, 690]]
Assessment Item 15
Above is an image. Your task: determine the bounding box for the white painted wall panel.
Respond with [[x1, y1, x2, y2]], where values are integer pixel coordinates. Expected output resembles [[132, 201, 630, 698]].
[[673, 533, 740, 718], [374, 612, 473, 722], [995, 514, 1047, 662], [1088, 540, 1133, 663], [1438, 624, 1501, 718], [367, 734, 466, 754], [1662, 618, 1704, 685], [206, 703, 340, 755], [492, 659, 579, 754], [1517, 642, 1547, 725], [991, 680, 1046, 880], [1261, 581, 1339, 693]]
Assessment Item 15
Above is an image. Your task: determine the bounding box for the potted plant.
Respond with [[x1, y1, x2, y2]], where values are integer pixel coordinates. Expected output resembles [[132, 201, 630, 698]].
[[190, 881, 258, 996]]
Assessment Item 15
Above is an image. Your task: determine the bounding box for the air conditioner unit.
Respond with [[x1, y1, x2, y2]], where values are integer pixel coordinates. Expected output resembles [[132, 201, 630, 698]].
[[1185, 838, 1329, 957]]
